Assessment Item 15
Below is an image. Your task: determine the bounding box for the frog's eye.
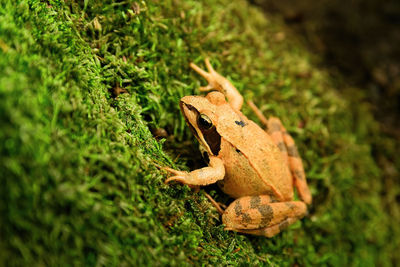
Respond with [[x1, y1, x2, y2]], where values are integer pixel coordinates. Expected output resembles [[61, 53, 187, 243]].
[[197, 113, 221, 155], [197, 114, 213, 130]]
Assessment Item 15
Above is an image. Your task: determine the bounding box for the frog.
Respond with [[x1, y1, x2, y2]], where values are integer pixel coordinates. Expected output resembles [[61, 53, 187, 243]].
[[162, 58, 312, 237]]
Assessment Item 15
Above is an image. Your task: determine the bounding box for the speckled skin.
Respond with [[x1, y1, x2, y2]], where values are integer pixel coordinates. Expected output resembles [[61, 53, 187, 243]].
[[163, 59, 312, 237]]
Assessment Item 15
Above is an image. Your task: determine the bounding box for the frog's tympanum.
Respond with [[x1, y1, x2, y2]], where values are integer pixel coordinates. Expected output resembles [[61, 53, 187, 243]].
[[163, 59, 312, 237]]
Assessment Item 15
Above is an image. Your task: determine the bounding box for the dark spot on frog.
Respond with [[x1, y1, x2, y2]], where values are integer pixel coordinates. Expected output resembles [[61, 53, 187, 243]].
[[276, 142, 287, 152], [293, 169, 305, 180], [234, 200, 252, 225], [250, 196, 261, 209], [235, 120, 246, 127], [251, 195, 278, 209], [234, 200, 243, 217], [258, 204, 274, 227], [287, 145, 299, 157], [241, 213, 252, 225], [236, 148, 242, 154]]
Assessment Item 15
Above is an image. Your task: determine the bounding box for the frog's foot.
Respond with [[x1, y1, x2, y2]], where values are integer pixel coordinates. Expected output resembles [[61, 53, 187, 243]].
[[190, 58, 243, 111], [162, 166, 189, 184], [222, 195, 307, 238], [161, 156, 225, 186]]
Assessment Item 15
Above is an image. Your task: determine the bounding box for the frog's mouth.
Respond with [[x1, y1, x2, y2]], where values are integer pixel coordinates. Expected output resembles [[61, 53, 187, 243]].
[[179, 101, 221, 156]]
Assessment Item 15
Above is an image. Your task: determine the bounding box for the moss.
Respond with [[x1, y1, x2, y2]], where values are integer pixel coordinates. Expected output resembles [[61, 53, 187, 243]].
[[0, 0, 398, 266]]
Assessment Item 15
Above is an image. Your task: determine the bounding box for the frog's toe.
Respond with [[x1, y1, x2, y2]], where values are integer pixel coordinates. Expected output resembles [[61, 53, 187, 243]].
[[190, 62, 211, 80], [199, 84, 213, 92], [162, 167, 189, 184], [165, 175, 187, 184], [204, 58, 216, 73], [161, 166, 184, 176]]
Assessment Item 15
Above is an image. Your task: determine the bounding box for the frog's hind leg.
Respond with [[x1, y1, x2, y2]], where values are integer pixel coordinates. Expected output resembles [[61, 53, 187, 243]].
[[247, 101, 311, 204], [190, 58, 243, 111], [268, 117, 312, 204], [247, 101, 288, 165], [222, 195, 307, 237]]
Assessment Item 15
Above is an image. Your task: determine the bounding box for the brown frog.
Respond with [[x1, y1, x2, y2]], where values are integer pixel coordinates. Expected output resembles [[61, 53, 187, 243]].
[[163, 59, 312, 237]]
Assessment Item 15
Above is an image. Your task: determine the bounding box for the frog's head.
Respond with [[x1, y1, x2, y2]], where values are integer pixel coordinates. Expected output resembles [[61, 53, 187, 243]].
[[179, 92, 226, 156]]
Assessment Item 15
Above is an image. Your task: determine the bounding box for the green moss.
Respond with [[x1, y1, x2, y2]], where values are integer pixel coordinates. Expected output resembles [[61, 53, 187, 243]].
[[0, 0, 398, 266]]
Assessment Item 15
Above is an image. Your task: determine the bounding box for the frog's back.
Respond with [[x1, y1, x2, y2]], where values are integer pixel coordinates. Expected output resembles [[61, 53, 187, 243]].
[[216, 106, 293, 201]]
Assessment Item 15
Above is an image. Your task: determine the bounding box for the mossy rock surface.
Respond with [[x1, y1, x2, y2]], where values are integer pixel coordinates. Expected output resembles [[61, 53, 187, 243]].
[[1, 0, 398, 266]]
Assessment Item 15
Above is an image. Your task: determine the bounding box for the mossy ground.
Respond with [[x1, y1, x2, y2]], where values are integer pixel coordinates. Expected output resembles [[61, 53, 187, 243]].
[[1, 0, 398, 266]]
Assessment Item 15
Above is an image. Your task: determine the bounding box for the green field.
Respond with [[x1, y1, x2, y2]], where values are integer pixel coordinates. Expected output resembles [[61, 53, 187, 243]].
[[1, 0, 398, 266]]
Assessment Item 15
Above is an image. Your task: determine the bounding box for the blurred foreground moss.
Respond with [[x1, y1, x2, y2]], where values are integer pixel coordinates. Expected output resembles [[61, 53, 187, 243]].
[[0, 0, 398, 266]]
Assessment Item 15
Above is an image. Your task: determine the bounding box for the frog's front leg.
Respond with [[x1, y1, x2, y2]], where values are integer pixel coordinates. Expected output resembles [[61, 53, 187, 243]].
[[163, 156, 225, 186], [222, 195, 307, 237], [190, 58, 243, 111]]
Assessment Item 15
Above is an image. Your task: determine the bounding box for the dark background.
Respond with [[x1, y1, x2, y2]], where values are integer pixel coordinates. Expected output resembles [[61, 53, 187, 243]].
[[251, 0, 400, 137]]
